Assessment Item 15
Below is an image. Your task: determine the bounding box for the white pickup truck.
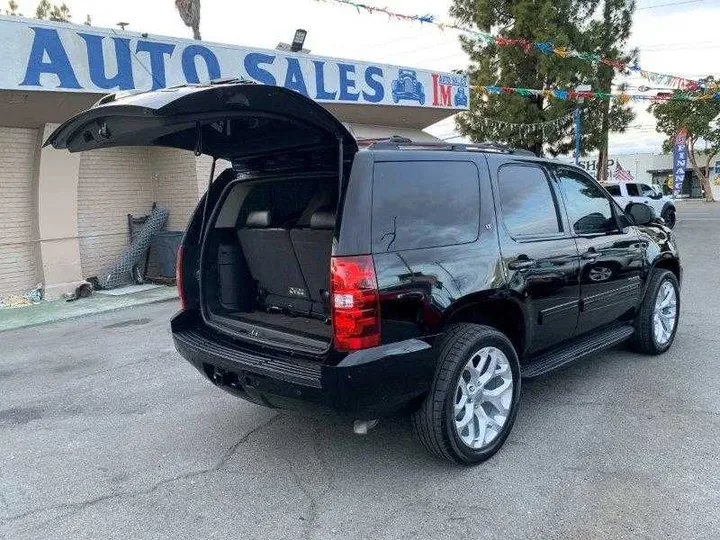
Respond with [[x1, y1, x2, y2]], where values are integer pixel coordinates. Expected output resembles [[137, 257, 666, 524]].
[[603, 181, 677, 228]]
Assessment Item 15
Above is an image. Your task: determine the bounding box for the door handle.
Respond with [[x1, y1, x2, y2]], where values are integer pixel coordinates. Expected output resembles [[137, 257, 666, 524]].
[[397, 292, 424, 301], [581, 249, 600, 260], [508, 257, 536, 270]]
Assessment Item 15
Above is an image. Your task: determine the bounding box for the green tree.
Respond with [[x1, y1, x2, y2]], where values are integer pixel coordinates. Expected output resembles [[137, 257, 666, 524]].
[[175, 0, 201, 40], [650, 86, 720, 202], [4, 0, 21, 15], [586, 0, 637, 181], [35, 0, 71, 21], [35, 0, 51, 18], [450, 0, 635, 159]]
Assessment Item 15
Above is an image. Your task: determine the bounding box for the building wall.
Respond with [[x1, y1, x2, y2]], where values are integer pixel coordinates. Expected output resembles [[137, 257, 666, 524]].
[[196, 154, 231, 198], [149, 148, 200, 231], [575, 152, 720, 199], [77, 148, 153, 278], [0, 127, 40, 297]]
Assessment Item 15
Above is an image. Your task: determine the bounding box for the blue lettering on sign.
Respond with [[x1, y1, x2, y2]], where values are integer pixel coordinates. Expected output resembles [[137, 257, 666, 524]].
[[362, 66, 384, 103], [182, 45, 221, 84], [16, 26, 427, 108], [78, 33, 134, 90], [244, 53, 277, 86], [137, 41, 175, 90], [438, 74, 466, 87], [313, 60, 336, 100], [20, 27, 81, 89], [338, 63, 359, 101], [283, 57, 308, 97]]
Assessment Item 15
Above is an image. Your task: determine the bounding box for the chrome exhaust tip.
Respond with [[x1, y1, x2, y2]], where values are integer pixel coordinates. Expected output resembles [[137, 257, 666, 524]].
[[353, 419, 378, 435]]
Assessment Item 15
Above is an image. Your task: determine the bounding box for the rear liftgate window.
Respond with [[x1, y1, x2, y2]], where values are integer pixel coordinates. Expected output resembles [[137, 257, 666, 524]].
[[371, 161, 480, 252]]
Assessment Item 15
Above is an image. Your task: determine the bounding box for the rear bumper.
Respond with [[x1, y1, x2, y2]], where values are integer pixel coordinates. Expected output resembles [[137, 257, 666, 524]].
[[171, 310, 436, 418]]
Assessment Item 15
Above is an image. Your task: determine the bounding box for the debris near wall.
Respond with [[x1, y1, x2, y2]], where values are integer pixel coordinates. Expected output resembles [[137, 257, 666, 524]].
[[0, 283, 44, 308], [97, 206, 169, 290]]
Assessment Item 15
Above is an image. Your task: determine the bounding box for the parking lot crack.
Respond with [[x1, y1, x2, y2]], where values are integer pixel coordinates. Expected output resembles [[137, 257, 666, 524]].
[[283, 458, 320, 540], [282, 426, 335, 540], [3, 413, 282, 533]]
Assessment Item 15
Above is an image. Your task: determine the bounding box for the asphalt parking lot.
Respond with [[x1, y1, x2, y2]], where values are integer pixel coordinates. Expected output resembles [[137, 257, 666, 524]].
[[2, 202, 719, 540]]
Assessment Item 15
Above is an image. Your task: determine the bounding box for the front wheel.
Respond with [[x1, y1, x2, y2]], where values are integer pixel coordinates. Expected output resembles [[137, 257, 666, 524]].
[[631, 269, 680, 354], [411, 324, 521, 465], [662, 207, 676, 228]]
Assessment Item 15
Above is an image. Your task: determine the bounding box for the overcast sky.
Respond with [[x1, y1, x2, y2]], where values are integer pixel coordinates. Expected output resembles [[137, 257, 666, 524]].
[[10, 0, 720, 155]]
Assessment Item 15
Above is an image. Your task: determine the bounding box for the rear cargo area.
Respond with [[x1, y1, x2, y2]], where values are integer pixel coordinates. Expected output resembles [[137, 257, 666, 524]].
[[201, 173, 337, 352]]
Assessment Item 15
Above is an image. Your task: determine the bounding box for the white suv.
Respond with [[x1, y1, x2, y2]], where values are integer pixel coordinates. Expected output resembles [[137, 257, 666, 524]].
[[603, 181, 676, 228]]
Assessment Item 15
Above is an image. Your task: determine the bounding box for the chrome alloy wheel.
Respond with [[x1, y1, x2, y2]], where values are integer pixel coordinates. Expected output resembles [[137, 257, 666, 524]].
[[589, 266, 613, 282], [454, 347, 513, 450], [653, 280, 678, 346]]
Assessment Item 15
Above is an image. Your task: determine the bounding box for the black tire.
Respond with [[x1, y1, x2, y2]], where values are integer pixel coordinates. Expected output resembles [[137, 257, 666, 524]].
[[662, 206, 676, 229], [411, 323, 521, 465], [630, 269, 680, 354]]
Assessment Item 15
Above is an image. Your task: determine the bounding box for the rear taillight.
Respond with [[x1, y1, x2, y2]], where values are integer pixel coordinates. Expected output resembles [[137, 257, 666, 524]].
[[176, 244, 186, 311], [330, 255, 381, 351]]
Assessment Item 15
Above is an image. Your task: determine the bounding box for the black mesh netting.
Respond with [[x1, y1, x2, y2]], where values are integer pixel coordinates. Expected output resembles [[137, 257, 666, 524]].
[[98, 206, 169, 289]]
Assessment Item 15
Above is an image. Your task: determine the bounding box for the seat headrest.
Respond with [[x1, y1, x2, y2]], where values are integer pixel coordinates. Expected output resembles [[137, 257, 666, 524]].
[[245, 210, 272, 228], [310, 210, 336, 230]]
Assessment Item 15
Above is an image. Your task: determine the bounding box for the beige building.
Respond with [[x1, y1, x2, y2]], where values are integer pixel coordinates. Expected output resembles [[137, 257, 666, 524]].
[[575, 153, 720, 200], [0, 16, 467, 299]]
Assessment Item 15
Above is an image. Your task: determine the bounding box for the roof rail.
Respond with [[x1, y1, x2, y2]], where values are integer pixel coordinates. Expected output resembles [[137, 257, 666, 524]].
[[366, 139, 536, 156], [357, 135, 413, 147]]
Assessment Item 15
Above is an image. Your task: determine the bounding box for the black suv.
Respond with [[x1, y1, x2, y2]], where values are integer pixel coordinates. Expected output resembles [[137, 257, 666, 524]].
[[48, 82, 682, 464]]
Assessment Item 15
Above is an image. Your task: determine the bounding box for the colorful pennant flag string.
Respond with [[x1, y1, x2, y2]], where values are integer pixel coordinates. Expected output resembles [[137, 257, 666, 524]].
[[474, 112, 576, 142], [475, 85, 720, 102], [316, 0, 716, 92]]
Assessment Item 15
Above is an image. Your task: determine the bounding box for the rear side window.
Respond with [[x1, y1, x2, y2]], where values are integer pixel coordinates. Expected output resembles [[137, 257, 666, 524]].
[[605, 184, 621, 196], [372, 161, 480, 252], [497, 164, 562, 237], [626, 183, 640, 196]]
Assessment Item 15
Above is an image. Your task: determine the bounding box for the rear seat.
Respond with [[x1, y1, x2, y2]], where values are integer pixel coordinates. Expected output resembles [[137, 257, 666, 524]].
[[290, 209, 335, 314], [237, 210, 313, 315]]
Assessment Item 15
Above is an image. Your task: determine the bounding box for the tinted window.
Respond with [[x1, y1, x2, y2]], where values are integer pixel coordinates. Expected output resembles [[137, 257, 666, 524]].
[[557, 170, 616, 234], [372, 161, 479, 252], [626, 183, 640, 196], [497, 164, 561, 237], [640, 184, 655, 196], [605, 184, 621, 196]]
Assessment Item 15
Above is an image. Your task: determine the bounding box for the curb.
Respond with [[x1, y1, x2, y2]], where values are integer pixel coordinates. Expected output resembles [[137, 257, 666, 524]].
[[0, 294, 179, 334]]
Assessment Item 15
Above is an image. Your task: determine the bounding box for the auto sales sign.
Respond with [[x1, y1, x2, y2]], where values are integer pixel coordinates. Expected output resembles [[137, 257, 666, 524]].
[[0, 15, 469, 110]]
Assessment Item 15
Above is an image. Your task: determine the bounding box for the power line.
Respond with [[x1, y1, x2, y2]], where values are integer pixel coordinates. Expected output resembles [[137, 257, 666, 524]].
[[636, 0, 708, 10]]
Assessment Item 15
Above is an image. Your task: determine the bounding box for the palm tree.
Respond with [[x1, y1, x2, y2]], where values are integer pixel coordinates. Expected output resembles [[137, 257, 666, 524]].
[[174, 0, 201, 40]]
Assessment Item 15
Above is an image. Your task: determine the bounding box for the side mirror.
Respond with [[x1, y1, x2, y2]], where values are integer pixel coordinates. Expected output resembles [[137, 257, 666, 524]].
[[626, 202, 656, 226]]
